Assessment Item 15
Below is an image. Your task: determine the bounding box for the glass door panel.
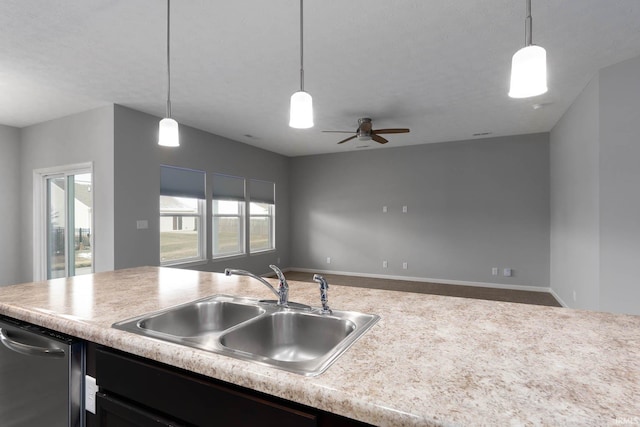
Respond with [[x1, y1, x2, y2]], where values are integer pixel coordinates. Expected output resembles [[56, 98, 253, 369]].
[[72, 173, 92, 276], [45, 172, 93, 279], [47, 176, 66, 279]]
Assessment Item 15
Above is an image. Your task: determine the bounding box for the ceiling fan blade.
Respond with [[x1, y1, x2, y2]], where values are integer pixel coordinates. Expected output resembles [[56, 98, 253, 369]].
[[323, 131, 356, 134], [372, 128, 410, 134], [371, 134, 388, 144], [337, 135, 358, 144]]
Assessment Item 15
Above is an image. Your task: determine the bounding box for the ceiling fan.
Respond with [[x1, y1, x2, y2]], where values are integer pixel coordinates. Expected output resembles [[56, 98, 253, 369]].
[[323, 118, 410, 145]]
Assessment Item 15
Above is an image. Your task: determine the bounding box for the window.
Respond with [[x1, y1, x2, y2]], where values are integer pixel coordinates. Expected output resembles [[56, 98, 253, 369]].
[[160, 196, 204, 264], [212, 200, 244, 256], [249, 179, 275, 253], [160, 166, 206, 265], [212, 174, 245, 258]]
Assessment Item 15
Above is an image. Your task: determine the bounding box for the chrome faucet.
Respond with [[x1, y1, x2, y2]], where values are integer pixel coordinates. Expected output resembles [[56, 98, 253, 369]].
[[313, 274, 332, 314], [224, 265, 289, 307]]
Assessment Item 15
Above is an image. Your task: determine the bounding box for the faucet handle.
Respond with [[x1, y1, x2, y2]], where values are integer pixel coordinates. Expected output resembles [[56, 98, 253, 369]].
[[268, 265, 289, 306], [312, 274, 332, 315], [268, 264, 284, 278], [269, 265, 288, 288]]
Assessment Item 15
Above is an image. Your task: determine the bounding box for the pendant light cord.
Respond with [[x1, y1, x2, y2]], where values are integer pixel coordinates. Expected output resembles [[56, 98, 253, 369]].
[[166, 0, 172, 118], [525, 0, 532, 46], [299, 0, 304, 92]]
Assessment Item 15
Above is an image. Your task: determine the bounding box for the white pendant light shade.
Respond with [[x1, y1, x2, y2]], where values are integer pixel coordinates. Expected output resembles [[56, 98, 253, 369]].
[[158, 117, 179, 147], [158, 0, 179, 147], [289, 0, 314, 129], [289, 91, 314, 129], [509, 45, 547, 98]]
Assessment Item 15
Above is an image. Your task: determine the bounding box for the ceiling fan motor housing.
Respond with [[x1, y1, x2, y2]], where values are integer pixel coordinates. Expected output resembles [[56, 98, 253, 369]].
[[357, 118, 373, 140]]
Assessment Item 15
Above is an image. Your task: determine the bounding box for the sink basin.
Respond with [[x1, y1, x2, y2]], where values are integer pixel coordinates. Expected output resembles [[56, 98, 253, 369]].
[[138, 300, 264, 337], [113, 295, 379, 376], [113, 295, 264, 339], [220, 311, 356, 362]]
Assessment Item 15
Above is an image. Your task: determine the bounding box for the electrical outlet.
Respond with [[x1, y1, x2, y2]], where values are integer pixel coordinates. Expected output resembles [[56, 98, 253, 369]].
[[326, 257, 331, 264], [382, 206, 388, 213], [503, 268, 512, 277], [276, 257, 281, 264], [573, 291, 577, 302], [402, 262, 408, 269], [382, 260, 388, 268], [402, 205, 408, 213], [491, 267, 498, 276], [136, 220, 148, 229]]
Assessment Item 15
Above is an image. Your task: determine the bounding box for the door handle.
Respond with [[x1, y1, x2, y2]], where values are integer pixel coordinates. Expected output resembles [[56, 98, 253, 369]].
[[0, 328, 65, 358]]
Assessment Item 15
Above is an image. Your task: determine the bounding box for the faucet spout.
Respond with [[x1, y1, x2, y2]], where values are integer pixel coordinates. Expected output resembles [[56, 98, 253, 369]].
[[224, 268, 281, 301], [224, 266, 289, 307]]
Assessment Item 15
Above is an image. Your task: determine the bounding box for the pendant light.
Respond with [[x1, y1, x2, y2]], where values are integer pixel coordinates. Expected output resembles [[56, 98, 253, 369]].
[[158, 0, 179, 147], [289, 0, 314, 129], [508, 0, 547, 98]]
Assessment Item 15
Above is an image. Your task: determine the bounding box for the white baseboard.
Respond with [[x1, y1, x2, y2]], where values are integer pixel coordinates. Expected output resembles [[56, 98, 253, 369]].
[[549, 288, 569, 307], [289, 267, 553, 294]]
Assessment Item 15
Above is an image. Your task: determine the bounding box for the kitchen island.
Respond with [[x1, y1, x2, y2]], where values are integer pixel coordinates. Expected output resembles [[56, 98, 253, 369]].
[[0, 266, 638, 426]]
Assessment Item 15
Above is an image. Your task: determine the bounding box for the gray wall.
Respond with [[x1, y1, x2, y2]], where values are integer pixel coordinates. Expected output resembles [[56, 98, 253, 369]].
[[19, 106, 115, 282], [550, 78, 600, 309], [550, 53, 640, 315], [0, 124, 22, 286], [113, 105, 291, 275], [290, 134, 550, 288], [599, 55, 640, 314]]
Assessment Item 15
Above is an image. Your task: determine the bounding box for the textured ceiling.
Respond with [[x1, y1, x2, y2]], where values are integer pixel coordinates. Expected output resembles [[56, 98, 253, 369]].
[[2, 1, 640, 156]]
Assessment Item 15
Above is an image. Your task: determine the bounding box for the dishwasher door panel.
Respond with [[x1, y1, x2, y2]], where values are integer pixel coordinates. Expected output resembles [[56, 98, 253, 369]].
[[0, 318, 83, 427]]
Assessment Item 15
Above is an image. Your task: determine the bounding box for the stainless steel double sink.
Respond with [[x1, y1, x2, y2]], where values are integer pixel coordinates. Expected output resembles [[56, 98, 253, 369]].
[[113, 295, 379, 376]]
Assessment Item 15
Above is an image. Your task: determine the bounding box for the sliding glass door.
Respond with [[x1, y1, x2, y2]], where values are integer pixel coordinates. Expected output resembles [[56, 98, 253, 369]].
[[39, 167, 93, 279]]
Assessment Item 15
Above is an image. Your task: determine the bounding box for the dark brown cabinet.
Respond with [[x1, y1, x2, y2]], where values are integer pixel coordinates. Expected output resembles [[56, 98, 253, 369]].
[[96, 392, 185, 427], [94, 347, 371, 427]]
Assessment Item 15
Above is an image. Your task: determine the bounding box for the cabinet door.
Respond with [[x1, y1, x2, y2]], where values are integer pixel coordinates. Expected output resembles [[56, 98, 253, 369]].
[[96, 348, 317, 427], [96, 392, 186, 427]]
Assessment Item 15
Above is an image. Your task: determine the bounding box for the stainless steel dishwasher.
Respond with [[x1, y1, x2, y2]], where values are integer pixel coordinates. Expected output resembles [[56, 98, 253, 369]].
[[0, 315, 84, 427]]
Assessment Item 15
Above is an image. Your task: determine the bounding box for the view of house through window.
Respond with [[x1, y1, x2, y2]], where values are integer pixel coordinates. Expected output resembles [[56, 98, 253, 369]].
[[159, 165, 206, 265], [160, 196, 204, 263]]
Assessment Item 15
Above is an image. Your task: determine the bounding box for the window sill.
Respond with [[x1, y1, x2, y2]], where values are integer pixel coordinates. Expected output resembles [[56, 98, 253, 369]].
[[160, 259, 208, 269], [249, 249, 276, 256], [211, 253, 247, 262]]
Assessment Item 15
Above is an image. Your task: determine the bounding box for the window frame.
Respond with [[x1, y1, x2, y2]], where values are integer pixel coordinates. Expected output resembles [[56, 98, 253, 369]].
[[33, 162, 94, 281], [211, 199, 246, 259], [249, 201, 275, 254], [159, 195, 206, 266], [159, 164, 207, 266]]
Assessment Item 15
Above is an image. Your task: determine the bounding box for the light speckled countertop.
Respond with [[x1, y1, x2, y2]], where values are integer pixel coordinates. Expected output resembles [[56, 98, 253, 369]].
[[0, 267, 638, 426]]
